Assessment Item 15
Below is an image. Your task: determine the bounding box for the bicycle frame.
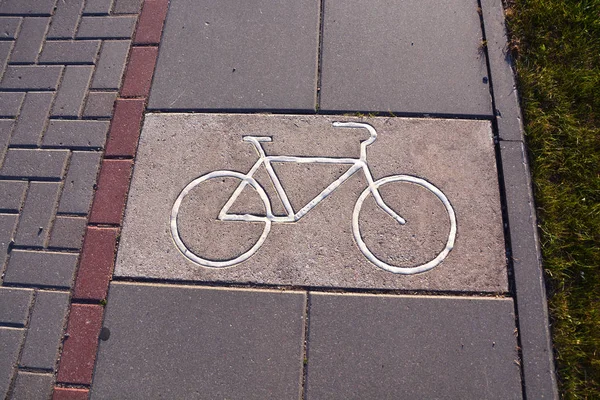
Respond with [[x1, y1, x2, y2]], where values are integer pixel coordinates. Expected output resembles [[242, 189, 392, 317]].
[[219, 122, 405, 225]]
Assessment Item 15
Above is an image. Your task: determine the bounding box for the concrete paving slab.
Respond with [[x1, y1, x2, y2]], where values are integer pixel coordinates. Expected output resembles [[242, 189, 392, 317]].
[[116, 114, 506, 292], [91, 282, 305, 399], [320, 0, 492, 115], [148, 0, 320, 111], [305, 293, 522, 399]]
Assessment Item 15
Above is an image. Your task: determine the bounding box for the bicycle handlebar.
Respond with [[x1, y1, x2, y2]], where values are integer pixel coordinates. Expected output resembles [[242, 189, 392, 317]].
[[332, 122, 377, 146]]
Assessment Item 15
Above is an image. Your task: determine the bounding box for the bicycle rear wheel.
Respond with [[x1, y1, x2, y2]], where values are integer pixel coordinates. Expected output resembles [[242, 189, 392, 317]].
[[171, 171, 272, 268], [352, 175, 456, 274]]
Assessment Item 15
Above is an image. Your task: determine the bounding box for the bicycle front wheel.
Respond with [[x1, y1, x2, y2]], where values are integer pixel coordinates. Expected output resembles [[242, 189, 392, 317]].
[[170, 171, 272, 268], [352, 175, 456, 274]]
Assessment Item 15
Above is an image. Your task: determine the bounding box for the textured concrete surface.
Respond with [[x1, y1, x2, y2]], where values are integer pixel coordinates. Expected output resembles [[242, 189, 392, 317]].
[[320, 0, 492, 115], [116, 113, 506, 291], [148, 0, 320, 111], [305, 293, 522, 399], [91, 283, 306, 399]]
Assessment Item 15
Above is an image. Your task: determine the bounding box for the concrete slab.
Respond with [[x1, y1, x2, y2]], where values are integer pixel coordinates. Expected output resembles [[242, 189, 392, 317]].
[[148, 0, 320, 111], [320, 0, 492, 115], [116, 114, 506, 292], [305, 293, 522, 399], [91, 282, 305, 399]]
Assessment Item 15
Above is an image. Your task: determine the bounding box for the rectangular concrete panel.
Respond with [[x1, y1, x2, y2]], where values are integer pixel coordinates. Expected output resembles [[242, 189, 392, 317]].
[[305, 293, 522, 399], [116, 114, 506, 292], [320, 0, 492, 115], [91, 283, 305, 399], [148, 0, 320, 111]]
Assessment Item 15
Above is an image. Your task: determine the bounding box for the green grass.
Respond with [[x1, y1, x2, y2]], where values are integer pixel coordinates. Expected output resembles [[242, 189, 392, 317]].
[[505, 0, 600, 397]]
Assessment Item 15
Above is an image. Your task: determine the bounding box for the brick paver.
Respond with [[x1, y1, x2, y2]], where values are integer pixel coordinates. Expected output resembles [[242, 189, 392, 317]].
[[0, 2, 139, 397], [19, 291, 70, 369]]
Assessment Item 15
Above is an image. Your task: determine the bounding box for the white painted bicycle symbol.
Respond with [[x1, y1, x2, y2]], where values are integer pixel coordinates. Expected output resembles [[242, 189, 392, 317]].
[[171, 122, 457, 274]]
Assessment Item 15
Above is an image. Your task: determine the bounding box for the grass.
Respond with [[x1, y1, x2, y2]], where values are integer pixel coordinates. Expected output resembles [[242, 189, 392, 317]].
[[505, 0, 600, 397]]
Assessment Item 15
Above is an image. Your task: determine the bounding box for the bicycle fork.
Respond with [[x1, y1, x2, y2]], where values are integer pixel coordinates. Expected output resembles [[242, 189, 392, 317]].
[[359, 162, 406, 225]]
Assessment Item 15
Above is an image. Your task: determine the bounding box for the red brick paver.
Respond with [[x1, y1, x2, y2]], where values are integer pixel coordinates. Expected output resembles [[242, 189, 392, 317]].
[[52, 387, 90, 400], [105, 98, 146, 157], [57, 304, 104, 385], [120, 46, 158, 98], [89, 159, 133, 225], [134, 0, 169, 45], [74, 227, 119, 301]]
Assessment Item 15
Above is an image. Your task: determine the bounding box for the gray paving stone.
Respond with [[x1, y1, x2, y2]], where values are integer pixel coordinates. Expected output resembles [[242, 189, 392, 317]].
[[83, 0, 114, 15], [47, 0, 85, 39], [500, 141, 558, 399], [83, 91, 116, 117], [48, 216, 86, 249], [0, 287, 33, 326], [90, 40, 130, 89], [0, 41, 12, 79], [117, 114, 506, 292], [306, 293, 522, 399], [9, 18, 49, 64], [92, 283, 305, 399], [58, 151, 101, 214], [0, 328, 25, 399], [51, 66, 93, 117], [10, 371, 53, 400], [112, 0, 143, 14], [3, 250, 78, 288], [0, 17, 21, 40], [76, 16, 136, 39], [0, 66, 63, 90], [39, 40, 100, 64], [0, 214, 17, 273], [0, 181, 27, 212], [13, 182, 61, 247], [10, 92, 54, 146], [0, 92, 24, 117], [0, 149, 68, 179], [481, 0, 525, 141], [43, 120, 109, 148], [0, 119, 13, 164], [0, 0, 56, 15], [20, 290, 69, 369], [149, 0, 320, 111], [319, 0, 492, 115]]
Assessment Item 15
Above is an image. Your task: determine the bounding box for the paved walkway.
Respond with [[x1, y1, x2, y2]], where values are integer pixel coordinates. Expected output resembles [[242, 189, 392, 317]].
[[0, 0, 557, 399]]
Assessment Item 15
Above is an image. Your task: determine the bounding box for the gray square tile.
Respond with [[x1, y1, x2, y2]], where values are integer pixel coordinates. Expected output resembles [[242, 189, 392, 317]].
[[305, 293, 522, 399], [148, 0, 320, 111], [320, 0, 492, 115], [91, 283, 305, 399]]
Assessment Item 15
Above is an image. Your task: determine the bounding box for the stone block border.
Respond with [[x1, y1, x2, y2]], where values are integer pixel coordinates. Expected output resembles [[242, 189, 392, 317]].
[[52, 1, 168, 397]]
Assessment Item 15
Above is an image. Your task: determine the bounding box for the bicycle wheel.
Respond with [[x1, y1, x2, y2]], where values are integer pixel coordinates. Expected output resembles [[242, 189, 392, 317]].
[[170, 170, 272, 268], [352, 175, 456, 274]]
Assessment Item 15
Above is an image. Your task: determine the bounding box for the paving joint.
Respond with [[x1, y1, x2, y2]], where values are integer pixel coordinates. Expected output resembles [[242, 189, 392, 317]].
[[110, 276, 512, 297]]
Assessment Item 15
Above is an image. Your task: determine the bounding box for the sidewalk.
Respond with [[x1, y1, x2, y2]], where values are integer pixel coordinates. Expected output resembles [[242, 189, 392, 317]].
[[0, 0, 557, 398]]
